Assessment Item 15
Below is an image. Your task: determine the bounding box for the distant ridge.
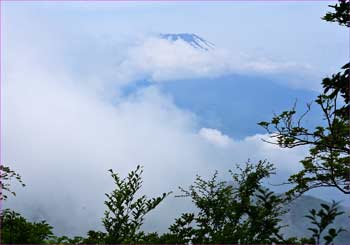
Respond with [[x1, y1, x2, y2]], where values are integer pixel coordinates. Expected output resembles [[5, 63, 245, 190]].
[[281, 195, 350, 243]]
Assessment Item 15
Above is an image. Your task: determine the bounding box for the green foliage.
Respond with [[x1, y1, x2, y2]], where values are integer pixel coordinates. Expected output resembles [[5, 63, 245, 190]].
[[169, 160, 288, 244], [82, 230, 107, 244], [304, 201, 345, 244], [258, 1, 350, 197], [0, 209, 54, 244], [1, 164, 347, 244], [0, 165, 25, 200], [47, 231, 106, 244], [47, 235, 86, 244], [322, 0, 350, 27], [102, 165, 169, 243], [167, 213, 195, 244]]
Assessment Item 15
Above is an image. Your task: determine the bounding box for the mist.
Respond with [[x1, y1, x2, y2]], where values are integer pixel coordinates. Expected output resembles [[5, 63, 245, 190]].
[[2, 3, 346, 237]]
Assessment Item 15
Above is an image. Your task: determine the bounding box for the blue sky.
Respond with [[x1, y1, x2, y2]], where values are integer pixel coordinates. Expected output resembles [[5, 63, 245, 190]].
[[2, 0, 349, 236]]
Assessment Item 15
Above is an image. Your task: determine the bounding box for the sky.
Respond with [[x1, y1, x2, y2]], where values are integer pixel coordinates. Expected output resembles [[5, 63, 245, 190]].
[[1, 0, 349, 236]]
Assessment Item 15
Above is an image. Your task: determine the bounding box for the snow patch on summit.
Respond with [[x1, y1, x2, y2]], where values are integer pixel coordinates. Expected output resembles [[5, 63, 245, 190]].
[[160, 33, 215, 51]]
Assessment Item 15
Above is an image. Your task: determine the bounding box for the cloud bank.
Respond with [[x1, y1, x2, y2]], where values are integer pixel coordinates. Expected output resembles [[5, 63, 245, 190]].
[[2, 7, 336, 237], [113, 35, 317, 90]]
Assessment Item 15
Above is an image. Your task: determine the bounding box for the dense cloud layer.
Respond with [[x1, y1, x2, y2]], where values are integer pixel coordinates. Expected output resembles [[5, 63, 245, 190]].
[[2, 5, 345, 236], [2, 66, 307, 235], [113, 35, 318, 90], [3, 60, 307, 234]]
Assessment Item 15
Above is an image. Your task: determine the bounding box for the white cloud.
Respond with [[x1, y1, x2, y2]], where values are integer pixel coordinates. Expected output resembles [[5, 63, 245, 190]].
[[198, 128, 307, 173], [115, 36, 231, 83], [2, 31, 309, 235], [199, 128, 232, 147], [112, 34, 317, 90], [2, 7, 331, 238]]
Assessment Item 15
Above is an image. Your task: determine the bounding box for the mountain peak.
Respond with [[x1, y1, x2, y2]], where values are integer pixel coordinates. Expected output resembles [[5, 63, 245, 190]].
[[159, 33, 215, 51]]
